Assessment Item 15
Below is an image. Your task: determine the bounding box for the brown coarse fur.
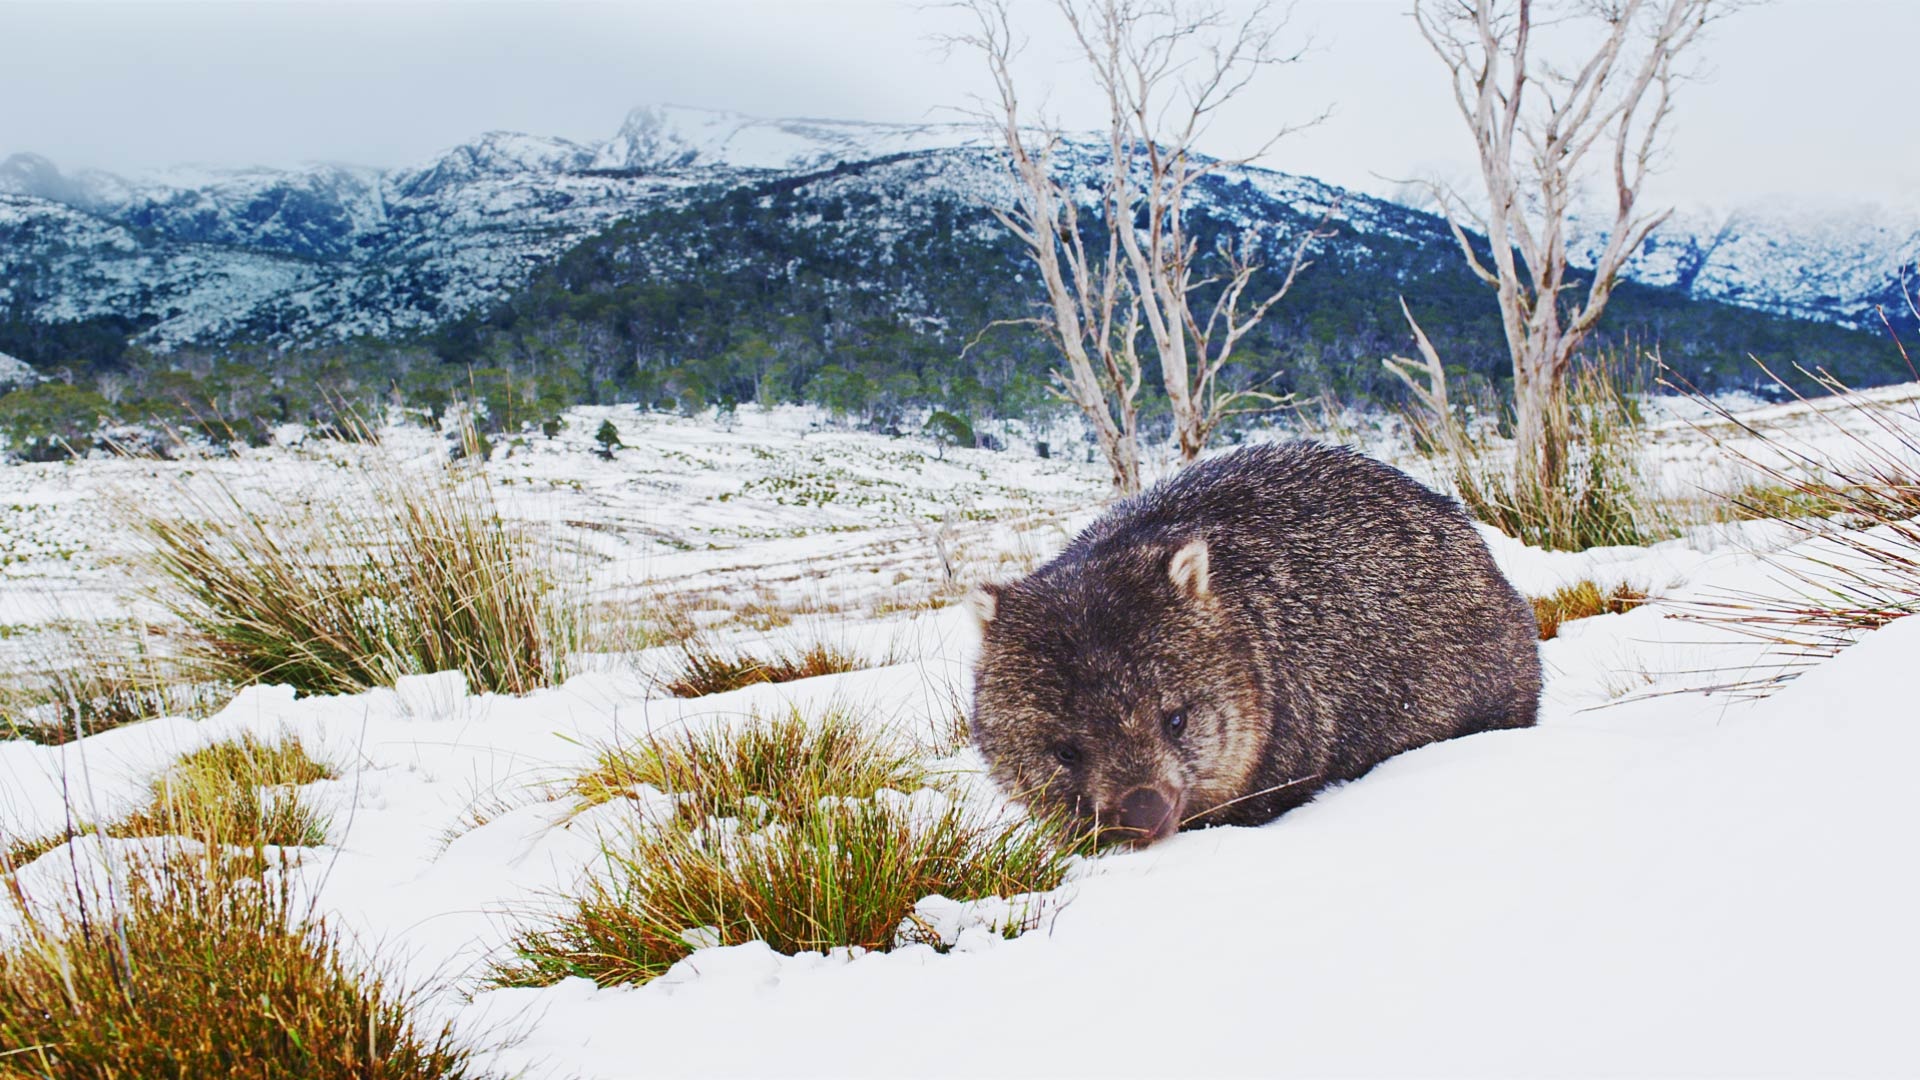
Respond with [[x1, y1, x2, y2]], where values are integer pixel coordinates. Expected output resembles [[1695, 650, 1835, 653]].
[[968, 442, 1541, 845]]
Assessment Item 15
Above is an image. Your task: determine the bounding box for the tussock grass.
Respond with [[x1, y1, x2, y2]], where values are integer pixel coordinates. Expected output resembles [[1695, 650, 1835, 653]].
[[0, 622, 228, 745], [1410, 359, 1673, 552], [491, 798, 1080, 989], [1531, 580, 1649, 640], [2, 734, 334, 874], [1662, 359, 1920, 695], [495, 707, 1086, 990], [1721, 475, 1920, 528], [568, 705, 930, 820], [0, 846, 485, 1079], [115, 733, 336, 848], [665, 637, 871, 698], [120, 425, 578, 698], [3, 827, 96, 874]]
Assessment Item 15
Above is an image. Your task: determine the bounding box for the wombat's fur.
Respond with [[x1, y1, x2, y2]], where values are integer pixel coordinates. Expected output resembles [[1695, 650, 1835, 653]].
[[967, 442, 1541, 845]]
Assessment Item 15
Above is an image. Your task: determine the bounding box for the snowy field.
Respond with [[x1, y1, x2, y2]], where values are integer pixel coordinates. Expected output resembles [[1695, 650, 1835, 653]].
[[2, 394, 1917, 1077]]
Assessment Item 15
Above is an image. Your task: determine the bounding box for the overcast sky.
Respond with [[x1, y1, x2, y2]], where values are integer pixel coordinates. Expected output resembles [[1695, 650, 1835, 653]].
[[1, 0, 1912, 212]]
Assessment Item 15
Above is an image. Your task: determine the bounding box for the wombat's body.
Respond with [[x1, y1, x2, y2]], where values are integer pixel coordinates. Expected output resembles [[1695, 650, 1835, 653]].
[[968, 442, 1540, 844]]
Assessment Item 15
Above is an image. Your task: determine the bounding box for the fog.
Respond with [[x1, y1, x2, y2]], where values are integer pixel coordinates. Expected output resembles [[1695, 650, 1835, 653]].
[[0, 0, 1911, 209]]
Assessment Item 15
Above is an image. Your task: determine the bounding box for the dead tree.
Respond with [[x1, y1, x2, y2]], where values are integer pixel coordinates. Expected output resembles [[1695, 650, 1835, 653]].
[[1410, 0, 1731, 496], [953, 0, 1324, 493]]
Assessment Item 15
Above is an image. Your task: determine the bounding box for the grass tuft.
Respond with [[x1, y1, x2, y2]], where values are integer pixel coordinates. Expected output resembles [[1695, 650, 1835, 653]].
[[115, 733, 336, 848], [1408, 357, 1674, 552], [495, 707, 1086, 990], [1663, 358, 1920, 694], [119, 427, 578, 698], [0, 622, 229, 745], [3, 734, 336, 873], [568, 705, 930, 821], [0, 846, 486, 1078], [1531, 580, 1649, 640], [665, 638, 871, 698]]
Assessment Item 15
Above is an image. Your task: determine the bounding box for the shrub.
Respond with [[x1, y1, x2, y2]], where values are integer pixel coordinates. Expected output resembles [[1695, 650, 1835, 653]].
[[594, 418, 622, 455], [0, 381, 112, 461], [923, 410, 975, 458], [0, 847, 487, 1079], [1530, 580, 1649, 640], [493, 708, 1087, 990], [121, 437, 579, 697]]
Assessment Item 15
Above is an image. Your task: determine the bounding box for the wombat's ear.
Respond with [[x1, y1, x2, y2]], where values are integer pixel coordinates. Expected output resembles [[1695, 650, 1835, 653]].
[[963, 583, 1002, 629], [1167, 537, 1211, 600]]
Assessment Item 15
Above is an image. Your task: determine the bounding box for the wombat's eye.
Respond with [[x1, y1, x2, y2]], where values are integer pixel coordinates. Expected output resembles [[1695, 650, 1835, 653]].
[[1163, 711, 1188, 739], [1052, 743, 1081, 768]]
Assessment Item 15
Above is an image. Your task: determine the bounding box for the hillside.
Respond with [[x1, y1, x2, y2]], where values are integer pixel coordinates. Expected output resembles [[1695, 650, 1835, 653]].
[[0, 105, 1913, 436]]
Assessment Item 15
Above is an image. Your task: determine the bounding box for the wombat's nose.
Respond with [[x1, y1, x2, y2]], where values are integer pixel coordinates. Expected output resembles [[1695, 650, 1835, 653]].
[[1115, 786, 1178, 843]]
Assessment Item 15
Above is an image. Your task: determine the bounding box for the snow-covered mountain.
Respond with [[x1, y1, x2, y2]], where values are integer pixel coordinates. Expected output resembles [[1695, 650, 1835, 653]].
[[0, 104, 1912, 351], [0, 106, 1001, 347], [1584, 200, 1920, 327]]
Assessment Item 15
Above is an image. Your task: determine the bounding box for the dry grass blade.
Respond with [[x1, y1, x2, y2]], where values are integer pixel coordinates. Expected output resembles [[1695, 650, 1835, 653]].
[[1658, 358, 1920, 695]]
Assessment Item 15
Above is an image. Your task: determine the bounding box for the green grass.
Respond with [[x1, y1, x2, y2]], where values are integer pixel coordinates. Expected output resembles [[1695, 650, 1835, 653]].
[[0, 844, 486, 1078], [494, 707, 1088, 990], [568, 705, 932, 821], [120, 432, 579, 698]]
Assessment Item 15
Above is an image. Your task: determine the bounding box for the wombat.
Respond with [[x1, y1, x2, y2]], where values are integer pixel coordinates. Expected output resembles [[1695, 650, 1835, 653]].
[[967, 442, 1541, 845]]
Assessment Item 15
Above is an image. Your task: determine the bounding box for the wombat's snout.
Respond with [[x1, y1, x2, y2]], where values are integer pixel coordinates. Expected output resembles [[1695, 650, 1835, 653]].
[[1110, 785, 1181, 845]]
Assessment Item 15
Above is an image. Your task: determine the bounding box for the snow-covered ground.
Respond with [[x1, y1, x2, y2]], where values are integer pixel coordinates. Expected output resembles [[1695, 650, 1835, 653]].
[[2, 394, 1916, 1077]]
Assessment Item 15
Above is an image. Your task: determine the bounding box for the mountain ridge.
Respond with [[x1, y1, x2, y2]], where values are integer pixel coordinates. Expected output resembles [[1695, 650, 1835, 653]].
[[0, 104, 1914, 358]]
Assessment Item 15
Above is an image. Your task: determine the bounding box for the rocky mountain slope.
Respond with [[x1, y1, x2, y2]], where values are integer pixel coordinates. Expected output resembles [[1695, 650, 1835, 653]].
[[0, 105, 1913, 359]]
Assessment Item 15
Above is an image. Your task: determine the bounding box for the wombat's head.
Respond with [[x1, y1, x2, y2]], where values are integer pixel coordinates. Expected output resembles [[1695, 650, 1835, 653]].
[[967, 537, 1268, 847]]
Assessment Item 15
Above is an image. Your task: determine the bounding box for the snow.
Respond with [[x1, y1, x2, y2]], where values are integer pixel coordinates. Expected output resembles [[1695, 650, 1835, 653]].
[[0, 349, 36, 388], [2, 393, 1917, 1077]]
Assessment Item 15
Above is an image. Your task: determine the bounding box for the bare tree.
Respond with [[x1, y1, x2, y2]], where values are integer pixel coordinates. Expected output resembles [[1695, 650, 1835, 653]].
[[1409, 0, 1732, 495], [952, 0, 1324, 494]]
